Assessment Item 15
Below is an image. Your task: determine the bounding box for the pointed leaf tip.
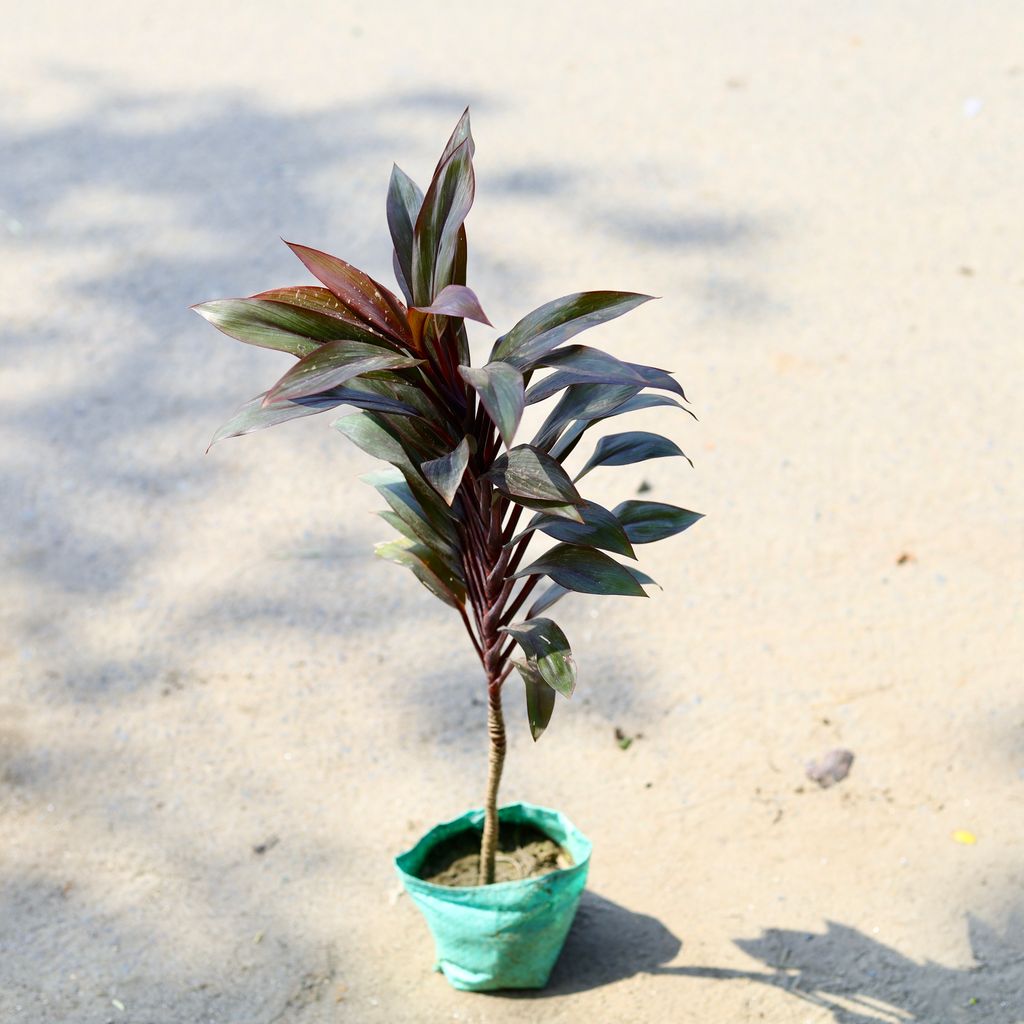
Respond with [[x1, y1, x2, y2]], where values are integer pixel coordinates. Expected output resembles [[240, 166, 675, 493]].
[[575, 430, 687, 480], [492, 291, 655, 368], [516, 660, 556, 741], [421, 437, 470, 505], [612, 501, 704, 544], [513, 544, 647, 597]]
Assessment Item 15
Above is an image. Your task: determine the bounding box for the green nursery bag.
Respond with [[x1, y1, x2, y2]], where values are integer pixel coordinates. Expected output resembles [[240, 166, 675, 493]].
[[395, 802, 592, 991]]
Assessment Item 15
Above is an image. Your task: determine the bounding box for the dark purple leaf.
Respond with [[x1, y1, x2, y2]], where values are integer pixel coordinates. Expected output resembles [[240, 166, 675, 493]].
[[627, 362, 687, 401], [512, 544, 647, 597], [513, 500, 636, 559], [549, 391, 694, 461], [534, 382, 643, 451], [485, 445, 583, 515], [525, 346, 649, 404], [575, 430, 688, 480], [611, 501, 704, 544]]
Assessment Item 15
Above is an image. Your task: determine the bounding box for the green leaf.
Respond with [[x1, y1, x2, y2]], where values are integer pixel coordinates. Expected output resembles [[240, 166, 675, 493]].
[[612, 501, 704, 544], [209, 388, 416, 449], [575, 430, 688, 480], [332, 410, 426, 472], [286, 241, 411, 343], [374, 538, 465, 609], [376, 511, 461, 575], [534, 382, 643, 451], [387, 164, 424, 305], [485, 445, 583, 517], [362, 468, 459, 551], [376, 512, 453, 566], [513, 500, 636, 559], [192, 297, 387, 357], [500, 618, 576, 697], [421, 437, 470, 505], [339, 413, 457, 539], [411, 140, 474, 305], [527, 582, 570, 619], [491, 292, 654, 369], [459, 362, 525, 447], [516, 659, 556, 741], [512, 544, 647, 597], [264, 340, 422, 405]]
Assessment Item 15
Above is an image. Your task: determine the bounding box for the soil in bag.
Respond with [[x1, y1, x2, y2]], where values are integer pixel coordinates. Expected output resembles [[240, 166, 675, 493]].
[[419, 822, 574, 887]]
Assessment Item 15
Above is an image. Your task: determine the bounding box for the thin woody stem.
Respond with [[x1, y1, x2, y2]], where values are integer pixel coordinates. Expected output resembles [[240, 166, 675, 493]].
[[478, 680, 506, 885]]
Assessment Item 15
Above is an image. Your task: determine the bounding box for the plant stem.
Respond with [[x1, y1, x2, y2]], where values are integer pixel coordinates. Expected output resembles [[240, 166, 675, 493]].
[[500, 574, 541, 626], [458, 605, 484, 662], [478, 680, 506, 885]]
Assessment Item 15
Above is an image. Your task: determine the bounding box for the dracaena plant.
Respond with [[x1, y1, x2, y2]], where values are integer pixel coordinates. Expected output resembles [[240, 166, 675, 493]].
[[194, 110, 701, 884]]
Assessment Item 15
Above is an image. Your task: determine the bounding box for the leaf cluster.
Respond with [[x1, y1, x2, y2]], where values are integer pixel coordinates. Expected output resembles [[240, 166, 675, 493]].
[[195, 110, 702, 741]]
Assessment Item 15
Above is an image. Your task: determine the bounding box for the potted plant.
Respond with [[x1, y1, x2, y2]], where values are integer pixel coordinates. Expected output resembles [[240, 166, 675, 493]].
[[194, 110, 701, 991]]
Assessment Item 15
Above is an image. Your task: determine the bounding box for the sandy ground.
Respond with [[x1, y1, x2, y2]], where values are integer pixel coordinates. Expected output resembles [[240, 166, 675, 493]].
[[2, 2, 1023, 1021]]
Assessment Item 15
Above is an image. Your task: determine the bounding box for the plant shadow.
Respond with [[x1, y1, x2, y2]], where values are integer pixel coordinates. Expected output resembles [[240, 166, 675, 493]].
[[506, 896, 1022, 1022], [505, 890, 682, 997]]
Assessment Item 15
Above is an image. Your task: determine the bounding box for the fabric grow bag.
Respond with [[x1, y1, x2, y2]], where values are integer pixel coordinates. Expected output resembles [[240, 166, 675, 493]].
[[395, 802, 592, 991]]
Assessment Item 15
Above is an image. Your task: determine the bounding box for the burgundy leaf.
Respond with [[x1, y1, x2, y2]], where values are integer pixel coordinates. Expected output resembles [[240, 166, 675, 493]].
[[286, 241, 412, 343]]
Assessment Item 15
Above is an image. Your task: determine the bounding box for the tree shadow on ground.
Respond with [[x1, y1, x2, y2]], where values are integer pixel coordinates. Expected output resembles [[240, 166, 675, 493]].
[[528, 895, 1022, 1021]]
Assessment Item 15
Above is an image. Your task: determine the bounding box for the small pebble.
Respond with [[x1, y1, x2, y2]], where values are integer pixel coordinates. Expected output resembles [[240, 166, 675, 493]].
[[806, 749, 855, 788]]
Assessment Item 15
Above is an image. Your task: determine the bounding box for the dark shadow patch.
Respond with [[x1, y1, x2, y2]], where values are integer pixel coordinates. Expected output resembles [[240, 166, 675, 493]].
[[669, 916, 1024, 1023], [508, 890, 682, 996]]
